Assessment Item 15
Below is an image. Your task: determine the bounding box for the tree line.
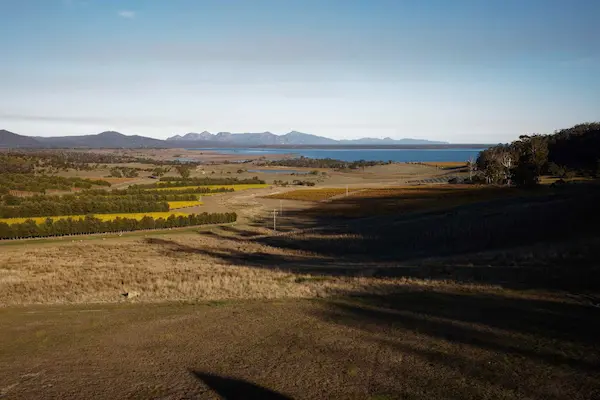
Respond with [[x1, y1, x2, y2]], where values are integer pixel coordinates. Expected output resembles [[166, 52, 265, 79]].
[[257, 157, 391, 170], [2, 192, 198, 206], [85, 187, 235, 196], [0, 150, 140, 173], [137, 177, 265, 189], [477, 122, 600, 186], [0, 198, 170, 218], [109, 166, 140, 178], [0, 173, 111, 193], [0, 212, 237, 240]]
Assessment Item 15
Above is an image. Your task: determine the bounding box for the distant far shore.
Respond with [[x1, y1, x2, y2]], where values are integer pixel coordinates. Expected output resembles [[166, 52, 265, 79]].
[[185, 143, 493, 150]]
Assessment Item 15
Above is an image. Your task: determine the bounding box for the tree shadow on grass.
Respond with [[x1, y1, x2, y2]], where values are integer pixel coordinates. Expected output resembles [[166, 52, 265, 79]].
[[314, 289, 600, 399], [191, 371, 293, 400], [145, 184, 600, 292]]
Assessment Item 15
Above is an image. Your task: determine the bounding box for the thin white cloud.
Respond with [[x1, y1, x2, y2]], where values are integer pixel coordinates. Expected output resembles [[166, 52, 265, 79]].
[[117, 10, 136, 19]]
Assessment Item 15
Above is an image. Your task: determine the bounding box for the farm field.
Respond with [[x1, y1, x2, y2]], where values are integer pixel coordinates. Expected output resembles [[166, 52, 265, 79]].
[[167, 200, 203, 209], [300, 184, 537, 218], [264, 187, 364, 201], [0, 211, 190, 225]]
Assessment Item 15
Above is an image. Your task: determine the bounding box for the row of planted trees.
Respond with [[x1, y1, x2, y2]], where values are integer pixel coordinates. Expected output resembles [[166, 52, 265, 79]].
[[86, 187, 235, 196], [0, 198, 170, 218], [0, 151, 140, 173], [148, 176, 265, 186], [0, 212, 237, 240], [258, 157, 391, 170], [4, 193, 199, 205], [0, 173, 111, 193], [1, 189, 238, 218]]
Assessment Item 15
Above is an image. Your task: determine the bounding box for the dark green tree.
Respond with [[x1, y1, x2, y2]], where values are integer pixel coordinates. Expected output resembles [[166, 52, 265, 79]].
[[175, 165, 192, 179]]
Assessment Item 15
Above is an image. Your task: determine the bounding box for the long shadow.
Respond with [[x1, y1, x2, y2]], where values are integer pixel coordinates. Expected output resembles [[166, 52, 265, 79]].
[[257, 186, 600, 260], [152, 232, 600, 290], [314, 289, 600, 398], [191, 371, 293, 400], [146, 183, 600, 292]]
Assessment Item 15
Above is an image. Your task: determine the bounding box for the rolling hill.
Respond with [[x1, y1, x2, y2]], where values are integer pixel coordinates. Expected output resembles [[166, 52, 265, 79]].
[[0, 130, 42, 148]]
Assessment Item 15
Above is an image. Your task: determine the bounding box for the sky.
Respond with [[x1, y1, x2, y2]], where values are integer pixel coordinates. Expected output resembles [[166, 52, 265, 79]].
[[0, 0, 599, 143]]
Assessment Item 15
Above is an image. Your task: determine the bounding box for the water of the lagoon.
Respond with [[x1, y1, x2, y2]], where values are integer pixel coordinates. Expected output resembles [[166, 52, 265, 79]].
[[189, 147, 486, 162]]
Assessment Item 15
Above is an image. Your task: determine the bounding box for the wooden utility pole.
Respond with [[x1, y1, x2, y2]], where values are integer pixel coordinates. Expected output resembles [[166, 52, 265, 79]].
[[273, 209, 277, 231], [346, 185, 349, 196]]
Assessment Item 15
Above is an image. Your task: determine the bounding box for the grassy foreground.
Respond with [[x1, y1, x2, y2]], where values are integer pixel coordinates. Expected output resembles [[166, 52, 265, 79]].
[[1, 292, 598, 399]]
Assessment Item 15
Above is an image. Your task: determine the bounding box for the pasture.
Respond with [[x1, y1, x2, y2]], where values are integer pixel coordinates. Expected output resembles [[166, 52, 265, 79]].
[[265, 187, 364, 201], [290, 184, 538, 218]]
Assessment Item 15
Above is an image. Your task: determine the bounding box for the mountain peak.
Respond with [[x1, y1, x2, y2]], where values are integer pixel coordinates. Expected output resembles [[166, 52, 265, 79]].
[[98, 131, 125, 137]]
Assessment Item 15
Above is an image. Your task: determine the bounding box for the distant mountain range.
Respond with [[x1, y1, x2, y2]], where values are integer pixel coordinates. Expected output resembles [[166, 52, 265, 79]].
[[0, 129, 449, 149], [169, 131, 448, 145]]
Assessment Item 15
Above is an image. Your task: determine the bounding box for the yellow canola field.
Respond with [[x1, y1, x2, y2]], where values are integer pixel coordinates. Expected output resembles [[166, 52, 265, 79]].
[[154, 184, 269, 191], [168, 201, 203, 210], [0, 212, 189, 226]]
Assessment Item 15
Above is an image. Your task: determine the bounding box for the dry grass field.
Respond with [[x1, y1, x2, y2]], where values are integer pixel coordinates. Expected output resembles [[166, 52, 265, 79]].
[[265, 184, 523, 211], [300, 184, 533, 218], [0, 230, 454, 306], [419, 161, 468, 168], [264, 187, 364, 202]]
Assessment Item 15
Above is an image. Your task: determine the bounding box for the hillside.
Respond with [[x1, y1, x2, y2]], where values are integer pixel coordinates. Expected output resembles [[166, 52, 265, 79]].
[[34, 131, 166, 148], [0, 130, 41, 148]]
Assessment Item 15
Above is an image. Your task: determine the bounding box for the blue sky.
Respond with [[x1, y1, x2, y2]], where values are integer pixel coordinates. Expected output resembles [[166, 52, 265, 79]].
[[0, 0, 598, 142]]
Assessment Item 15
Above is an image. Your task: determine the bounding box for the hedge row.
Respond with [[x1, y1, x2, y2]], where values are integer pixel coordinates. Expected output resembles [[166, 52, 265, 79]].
[[0, 199, 170, 218], [0, 212, 237, 240]]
